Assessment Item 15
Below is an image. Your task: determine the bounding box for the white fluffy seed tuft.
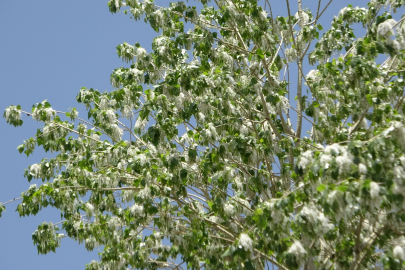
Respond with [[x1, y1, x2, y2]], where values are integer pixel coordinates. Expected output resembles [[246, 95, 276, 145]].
[[393, 245, 405, 261], [288, 241, 307, 259], [224, 203, 235, 216], [239, 233, 253, 251], [370, 182, 380, 199]]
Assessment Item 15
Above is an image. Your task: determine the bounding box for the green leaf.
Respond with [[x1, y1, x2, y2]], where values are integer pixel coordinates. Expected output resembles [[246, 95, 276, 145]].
[[337, 185, 348, 192], [255, 208, 263, 216], [188, 149, 197, 161], [0, 204, 5, 218], [180, 169, 188, 179], [17, 144, 25, 154], [256, 48, 265, 59], [366, 94, 373, 105], [317, 184, 326, 192]]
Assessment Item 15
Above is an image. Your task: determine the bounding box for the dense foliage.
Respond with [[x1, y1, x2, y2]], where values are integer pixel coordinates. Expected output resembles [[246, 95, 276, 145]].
[[3, 0, 405, 269]]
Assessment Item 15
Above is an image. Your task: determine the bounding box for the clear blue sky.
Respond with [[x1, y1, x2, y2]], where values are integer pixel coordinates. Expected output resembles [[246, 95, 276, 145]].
[[0, 0, 375, 268]]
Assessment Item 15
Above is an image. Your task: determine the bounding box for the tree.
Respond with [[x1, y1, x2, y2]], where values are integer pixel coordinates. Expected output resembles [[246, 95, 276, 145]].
[[2, 0, 405, 269]]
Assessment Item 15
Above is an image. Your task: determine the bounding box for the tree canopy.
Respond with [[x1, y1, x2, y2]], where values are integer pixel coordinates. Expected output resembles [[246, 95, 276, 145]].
[[3, 0, 405, 269]]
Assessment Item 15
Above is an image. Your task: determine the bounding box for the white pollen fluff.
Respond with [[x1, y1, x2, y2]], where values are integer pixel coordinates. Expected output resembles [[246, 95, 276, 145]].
[[30, 164, 41, 178], [208, 123, 218, 140], [109, 99, 117, 107], [377, 19, 397, 37], [136, 48, 147, 60], [4, 106, 21, 123], [259, 10, 267, 21], [234, 177, 243, 190], [99, 97, 109, 110], [224, 203, 235, 216], [301, 206, 318, 224], [195, 201, 205, 214], [338, 7, 348, 17], [121, 105, 132, 119], [394, 166, 405, 181], [298, 151, 313, 169], [370, 182, 380, 199], [400, 156, 405, 167], [106, 110, 116, 123], [85, 203, 95, 218], [359, 118, 368, 129], [325, 144, 341, 156], [44, 108, 55, 120], [130, 204, 144, 217], [288, 241, 307, 259], [393, 245, 405, 261], [198, 112, 206, 123], [138, 188, 151, 200], [73, 221, 82, 231], [335, 148, 353, 174], [273, 211, 286, 225], [320, 154, 332, 167], [285, 48, 297, 63], [239, 233, 253, 251], [134, 117, 147, 132], [111, 124, 123, 141], [86, 203, 94, 212], [208, 216, 221, 223], [359, 163, 367, 175], [229, 222, 238, 232], [300, 205, 332, 234], [294, 11, 309, 27], [306, 69, 319, 81], [138, 153, 147, 165], [90, 133, 100, 147]]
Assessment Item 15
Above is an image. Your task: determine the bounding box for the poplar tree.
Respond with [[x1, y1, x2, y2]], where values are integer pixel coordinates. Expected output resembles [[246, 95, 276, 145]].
[[3, 0, 405, 269]]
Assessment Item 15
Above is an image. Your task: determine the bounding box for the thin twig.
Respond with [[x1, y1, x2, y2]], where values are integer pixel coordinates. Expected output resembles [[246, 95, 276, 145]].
[[1, 197, 22, 205]]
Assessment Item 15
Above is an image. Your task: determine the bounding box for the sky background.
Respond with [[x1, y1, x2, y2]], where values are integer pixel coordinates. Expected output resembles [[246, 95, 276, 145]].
[[0, 0, 386, 269]]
